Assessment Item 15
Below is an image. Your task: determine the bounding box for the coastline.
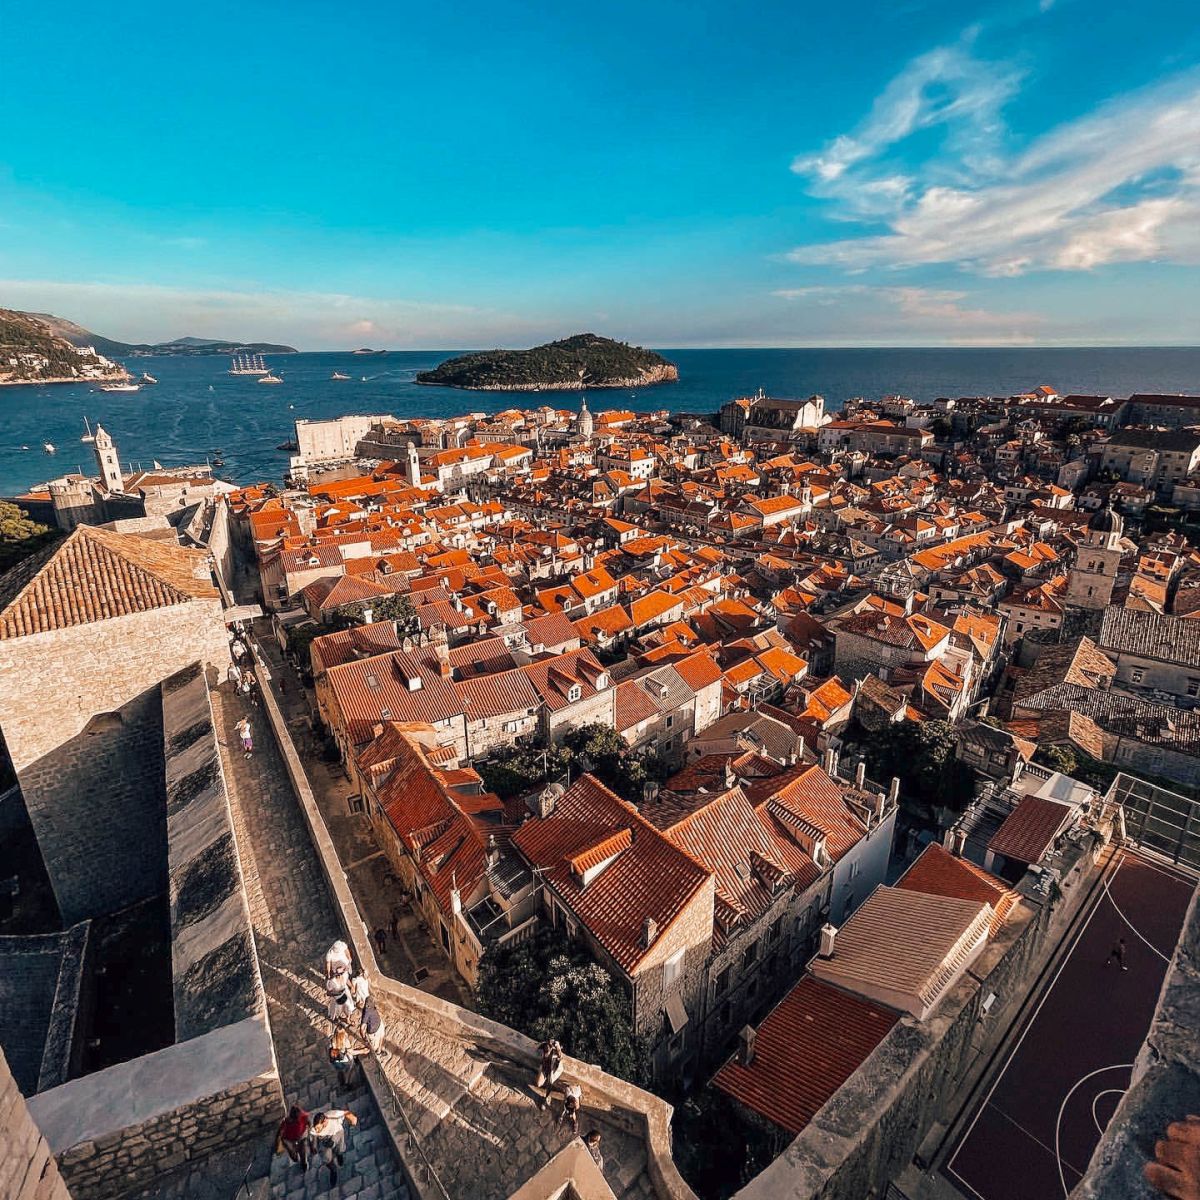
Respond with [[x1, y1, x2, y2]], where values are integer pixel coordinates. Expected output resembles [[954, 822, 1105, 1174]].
[[0, 374, 128, 388]]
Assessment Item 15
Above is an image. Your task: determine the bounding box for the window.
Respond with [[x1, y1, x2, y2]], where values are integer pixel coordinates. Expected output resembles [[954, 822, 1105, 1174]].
[[665, 714, 674, 729], [742, 941, 758, 970], [664, 948, 685, 989], [713, 965, 732, 997], [1187, 679, 1200, 698], [769, 916, 783, 944], [1131, 668, 1145, 685], [439, 922, 451, 952], [567, 684, 582, 702]]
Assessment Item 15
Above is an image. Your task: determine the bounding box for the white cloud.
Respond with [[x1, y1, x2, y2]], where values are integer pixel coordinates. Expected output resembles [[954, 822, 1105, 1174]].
[[789, 46, 1200, 276], [771, 284, 1043, 343]]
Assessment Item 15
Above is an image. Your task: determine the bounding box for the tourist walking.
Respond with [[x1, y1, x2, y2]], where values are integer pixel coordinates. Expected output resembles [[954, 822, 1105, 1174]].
[[227, 662, 242, 689], [275, 1105, 310, 1169], [327, 1027, 359, 1089], [535, 1038, 563, 1108], [389, 905, 402, 940], [308, 1109, 358, 1186], [361, 997, 386, 1054], [1105, 936, 1129, 971], [585, 1130, 603, 1170], [327, 978, 357, 1027], [235, 717, 253, 759], [325, 939, 353, 981], [374, 926, 387, 957], [558, 1082, 582, 1134], [349, 971, 371, 1012]]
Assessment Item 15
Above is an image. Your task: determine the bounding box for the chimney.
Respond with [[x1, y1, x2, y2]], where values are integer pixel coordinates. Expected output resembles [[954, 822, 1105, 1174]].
[[724, 760, 736, 790], [945, 827, 967, 857], [486, 833, 500, 871], [435, 643, 451, 680], [854, 760, 866, 790], [642, 916, 658, 948], [372, 723, 385, 739], [819, 923, 837, 958], [536, 784, 560, 819], [888, 776, 901, 806], [642, 780, 660, 807], [737, 1025, 757, 1067]]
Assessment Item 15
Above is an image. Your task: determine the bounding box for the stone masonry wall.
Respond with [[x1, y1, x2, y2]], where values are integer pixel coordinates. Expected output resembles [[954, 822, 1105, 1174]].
[[18, 688, 167, 926], [0, 1045, 73, 1200], [0, 597, 229, 777]]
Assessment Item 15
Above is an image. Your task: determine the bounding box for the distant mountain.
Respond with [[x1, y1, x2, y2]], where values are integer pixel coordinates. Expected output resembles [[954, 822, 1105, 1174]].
[[0, 309, 126, 385], [27, 313, 298, 357], [416, 333, 679, 391]]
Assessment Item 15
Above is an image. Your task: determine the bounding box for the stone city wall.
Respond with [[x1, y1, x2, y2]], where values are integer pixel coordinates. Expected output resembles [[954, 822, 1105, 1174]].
[[29, 1030, 280, 1200], [0, 1046, 73, 1200], [732, 835, 1105, 1200], [163, 663, 268, 1041], [254, 654, 699, 1200]]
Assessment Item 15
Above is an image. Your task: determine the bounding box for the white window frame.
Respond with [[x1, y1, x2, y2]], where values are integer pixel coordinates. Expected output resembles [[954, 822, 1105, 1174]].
[[663, 947, 685, 990]]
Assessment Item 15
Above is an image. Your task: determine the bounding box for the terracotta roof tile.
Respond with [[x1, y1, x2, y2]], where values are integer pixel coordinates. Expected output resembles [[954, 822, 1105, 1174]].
[[988, 796, 1073, 864], [713, 976, 897, 1135], [0, 525, 217, 639]]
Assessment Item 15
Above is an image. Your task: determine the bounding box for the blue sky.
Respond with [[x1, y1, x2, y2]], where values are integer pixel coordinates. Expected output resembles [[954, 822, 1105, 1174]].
[[2, 0, 1198, 348]]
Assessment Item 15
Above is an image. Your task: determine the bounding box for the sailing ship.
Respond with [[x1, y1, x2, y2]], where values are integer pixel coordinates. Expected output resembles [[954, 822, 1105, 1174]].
[[141, 372, 158, 384], [258, 370, 283, 385], [331, 371, 352, 381], [229, 352, 270, 376]]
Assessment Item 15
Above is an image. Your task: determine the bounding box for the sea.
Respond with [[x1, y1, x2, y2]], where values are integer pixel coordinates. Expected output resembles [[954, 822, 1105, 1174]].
[[1, 346, 1198, 497]]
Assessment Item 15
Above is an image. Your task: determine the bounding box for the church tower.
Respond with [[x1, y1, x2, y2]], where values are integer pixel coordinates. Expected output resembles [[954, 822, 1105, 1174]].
[[93, 425, 125, 495], [406, 440, 421, 487], [574, 398, 594, 440], [1065, 502, 1123, 610]]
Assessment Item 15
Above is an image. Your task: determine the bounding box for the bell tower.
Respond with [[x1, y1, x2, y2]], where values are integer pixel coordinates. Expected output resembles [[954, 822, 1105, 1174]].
[[1065, 502, 1123, 610], [93, 425, 125, 495], [406, 440, 421, 487]]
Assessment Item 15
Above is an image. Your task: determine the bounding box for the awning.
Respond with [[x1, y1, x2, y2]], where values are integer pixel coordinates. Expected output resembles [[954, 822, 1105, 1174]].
[[223, 604, 264, 625]]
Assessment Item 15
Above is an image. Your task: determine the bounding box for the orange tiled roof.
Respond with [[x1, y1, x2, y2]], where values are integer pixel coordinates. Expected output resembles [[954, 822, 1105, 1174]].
[[0, 525, 217, 639], [896, 844, 1019, 935]]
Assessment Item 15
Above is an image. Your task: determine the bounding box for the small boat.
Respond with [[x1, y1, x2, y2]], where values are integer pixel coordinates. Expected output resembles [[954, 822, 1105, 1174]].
[[20, 444, 29, 451], [258, 371, 283, 385], [331, 371, 352, 381], [211, 456, 225, 468], [101, 382, 140, 393], [209, 384, 215, 391], [44, 442, 56, 454], [277, 438, 299, 452], [141, 372, 158, 384]]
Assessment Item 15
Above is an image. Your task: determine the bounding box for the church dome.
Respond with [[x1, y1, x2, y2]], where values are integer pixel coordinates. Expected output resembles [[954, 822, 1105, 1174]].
[[1088, 502, 1123, 535]]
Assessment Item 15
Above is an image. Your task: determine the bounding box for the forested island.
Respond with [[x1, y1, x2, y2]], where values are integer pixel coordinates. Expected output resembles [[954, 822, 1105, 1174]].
[[416, 333, 679, 391], [0, 309, 127, 385], [28, 313, 297, 357]]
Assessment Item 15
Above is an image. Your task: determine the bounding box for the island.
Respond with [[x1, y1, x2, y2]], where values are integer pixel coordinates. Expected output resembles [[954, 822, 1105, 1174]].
[[416, 333, 679, 391], [0, 309, 128, 386], [27, 313, 298, 358]]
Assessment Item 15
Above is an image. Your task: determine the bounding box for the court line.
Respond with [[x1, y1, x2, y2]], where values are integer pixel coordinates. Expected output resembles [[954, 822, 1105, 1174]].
[[1054, 1064, 1134, 1198], [945, 856, 1122, 1182], [1119, 848, 1199, 886], [989, 1101, 1089, 1174], [1102, 878, 1170, 963], [1091, 1089, 1126, 1135]]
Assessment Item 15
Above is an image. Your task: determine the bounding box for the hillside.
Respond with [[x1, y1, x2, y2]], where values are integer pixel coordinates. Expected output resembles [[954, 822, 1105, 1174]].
[[28, 313, 298, 357], [0, 309, 126, 385], [416, 333, 679, 391]]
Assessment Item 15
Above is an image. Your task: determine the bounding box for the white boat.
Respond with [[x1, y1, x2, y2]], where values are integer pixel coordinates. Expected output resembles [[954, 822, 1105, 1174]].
[[230, 353, 270, 376], [141, 372, 158, 384], [43, 442, 55, 454], [331, 371, 352, 381], [100, 382, 140, 393], [258, 371, 283, 385]]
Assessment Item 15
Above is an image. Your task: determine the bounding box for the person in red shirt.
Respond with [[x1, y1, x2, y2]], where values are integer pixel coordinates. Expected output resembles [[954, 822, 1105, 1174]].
[[277, 1105, 310, 1170]]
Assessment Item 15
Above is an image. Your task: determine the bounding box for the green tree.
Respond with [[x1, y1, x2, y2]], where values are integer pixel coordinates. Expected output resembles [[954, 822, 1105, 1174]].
[[476, 927, 647, 1084], [369, 590, 420, 636], [0, 502, 61, 574], [860, 719, 975, 824], [477, 739, 571, 800], [561, 722, 669, 802], [1035, 744, 1078, 776]]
